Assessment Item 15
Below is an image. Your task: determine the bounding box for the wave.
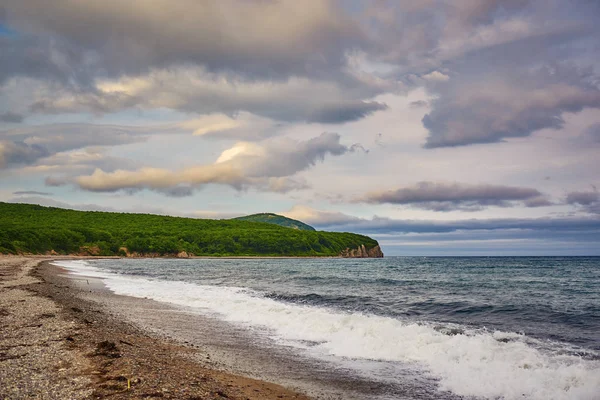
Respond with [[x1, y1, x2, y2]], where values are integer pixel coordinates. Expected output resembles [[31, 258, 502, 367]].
[[54, 260, 600, 400]]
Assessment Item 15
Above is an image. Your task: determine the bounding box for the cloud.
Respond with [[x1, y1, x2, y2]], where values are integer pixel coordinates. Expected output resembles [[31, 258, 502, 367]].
[[3, 0, 597, 134], [29, 68, 388, 124], [0, 1, 396, 125], [275, 206, 600, 254], [422, 71, 449, 82], [190, 210, 244, 220], [159, 186, 194, 198], [293, 205, 600, 235], [362, 182, 550, 211], [7, 196, 116, 212], [6, 196, 196, 218], [12, 190, 51, 196], [567, 190, 599, 206], [44, 175, 69, 187], [409, 100, 429, 108], [1, 0, 367, 81], [582, 123, 600, 144], [71, 132, 359, 194], [0, 35, 91, 86], [566, 188, 600, 214], [31, 147, 141, 175], [523, 196, 554, 208], [6, 196, 245, 220], [282, 205, 362, 226], [357, 2, 600, 149], [0, 140, 48, 167], [422, 65, 600, 148], [0, 111, 23, 123], [362, 0, 544, 69], [0, 123, 178, 169], [182, 115, 243, 137]]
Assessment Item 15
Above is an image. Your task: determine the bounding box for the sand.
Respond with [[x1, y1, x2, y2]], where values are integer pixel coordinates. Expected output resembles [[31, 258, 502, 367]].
[[0, 256, 311, 400]]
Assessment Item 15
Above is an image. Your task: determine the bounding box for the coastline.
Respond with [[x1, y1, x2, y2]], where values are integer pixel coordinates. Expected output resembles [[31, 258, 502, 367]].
[[0, 255, 311, 399], [4, 253, 382, 259]]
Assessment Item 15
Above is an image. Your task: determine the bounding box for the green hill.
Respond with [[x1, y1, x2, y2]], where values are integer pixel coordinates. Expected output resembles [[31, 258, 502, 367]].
[[232, 213, 315, 231], [0, 202, 380, 257]]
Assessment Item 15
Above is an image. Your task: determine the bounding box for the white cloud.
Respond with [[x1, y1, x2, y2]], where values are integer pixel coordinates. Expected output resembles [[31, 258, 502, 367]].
[[71, 132, 357, 194], [282, 205, 361, 226], [422, 71, 449, 82], [179, 114, 243, 137]]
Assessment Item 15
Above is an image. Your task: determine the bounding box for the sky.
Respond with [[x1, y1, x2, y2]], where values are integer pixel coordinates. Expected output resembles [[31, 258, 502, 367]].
[[1, 0, 600, 256]]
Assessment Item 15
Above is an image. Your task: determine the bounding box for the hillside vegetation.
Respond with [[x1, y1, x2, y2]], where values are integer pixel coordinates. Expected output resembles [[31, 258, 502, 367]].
[[232, 213, 315, 231], [0, 202, 379, 257]]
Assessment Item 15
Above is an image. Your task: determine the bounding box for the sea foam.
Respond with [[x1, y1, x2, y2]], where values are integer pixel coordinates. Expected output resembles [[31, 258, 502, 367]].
[[54, 260, 600, 400]]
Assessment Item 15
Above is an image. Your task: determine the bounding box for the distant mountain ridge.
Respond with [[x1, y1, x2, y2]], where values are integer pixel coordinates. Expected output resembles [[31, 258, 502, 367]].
[[232, 213, 316, 231]]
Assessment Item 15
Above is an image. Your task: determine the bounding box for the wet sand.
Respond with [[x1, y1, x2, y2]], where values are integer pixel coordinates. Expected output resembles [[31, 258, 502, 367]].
[[0, 256, 311, 399]]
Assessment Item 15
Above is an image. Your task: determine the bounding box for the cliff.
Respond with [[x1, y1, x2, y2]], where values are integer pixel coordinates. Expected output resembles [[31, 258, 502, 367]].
[[339, 244, 384, 258]]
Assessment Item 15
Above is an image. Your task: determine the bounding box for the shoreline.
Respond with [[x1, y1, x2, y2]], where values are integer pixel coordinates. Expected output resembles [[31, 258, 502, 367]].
[[5, 254, 382, 259], [0, 256, 311, 399], [46, 257, 407, 399]]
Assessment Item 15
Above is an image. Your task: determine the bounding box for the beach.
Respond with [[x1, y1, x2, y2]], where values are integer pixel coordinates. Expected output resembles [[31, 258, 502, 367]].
[[0, 256, 311, 400], [3, 255, 598, 400]]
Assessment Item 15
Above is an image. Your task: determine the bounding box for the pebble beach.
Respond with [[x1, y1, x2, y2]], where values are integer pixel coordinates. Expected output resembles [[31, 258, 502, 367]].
[[0, 256, 310, 400]]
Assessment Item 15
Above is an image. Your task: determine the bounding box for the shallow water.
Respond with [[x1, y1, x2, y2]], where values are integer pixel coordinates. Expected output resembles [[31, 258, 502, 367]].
[[55, 257, 600, 400]]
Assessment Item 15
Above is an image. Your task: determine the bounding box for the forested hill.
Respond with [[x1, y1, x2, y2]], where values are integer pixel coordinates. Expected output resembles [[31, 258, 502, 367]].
[[232, 213, 316, 231], [0, 202, 381, 257]]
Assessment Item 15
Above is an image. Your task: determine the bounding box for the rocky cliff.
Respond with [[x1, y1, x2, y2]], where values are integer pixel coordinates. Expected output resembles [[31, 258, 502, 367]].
[[339, 244, 384, 258]]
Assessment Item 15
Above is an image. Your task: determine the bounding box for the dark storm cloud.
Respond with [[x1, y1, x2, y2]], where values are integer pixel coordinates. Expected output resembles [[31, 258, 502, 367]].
[[362, 182, 549, 211]]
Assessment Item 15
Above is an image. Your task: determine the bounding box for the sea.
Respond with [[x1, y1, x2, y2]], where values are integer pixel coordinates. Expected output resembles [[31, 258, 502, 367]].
[[54, 257, 600, 400]]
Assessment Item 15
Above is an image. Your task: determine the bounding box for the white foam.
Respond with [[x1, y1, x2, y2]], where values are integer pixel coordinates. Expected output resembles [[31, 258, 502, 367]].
[[53, 259, 113, 278], [55, 260, 600, 400]]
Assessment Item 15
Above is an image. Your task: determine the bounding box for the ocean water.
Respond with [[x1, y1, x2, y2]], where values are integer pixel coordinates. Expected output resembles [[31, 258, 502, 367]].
[[54, 257, 600, 400]]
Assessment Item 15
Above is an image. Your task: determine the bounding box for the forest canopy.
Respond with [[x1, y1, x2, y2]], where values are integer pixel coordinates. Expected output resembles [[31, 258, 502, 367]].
[[0, 202, 379, 257], [232, 213, 316, 231]]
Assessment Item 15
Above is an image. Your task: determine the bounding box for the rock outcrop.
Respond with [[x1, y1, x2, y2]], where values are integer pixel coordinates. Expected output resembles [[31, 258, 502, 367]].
[[339, 244, 384, 258]]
